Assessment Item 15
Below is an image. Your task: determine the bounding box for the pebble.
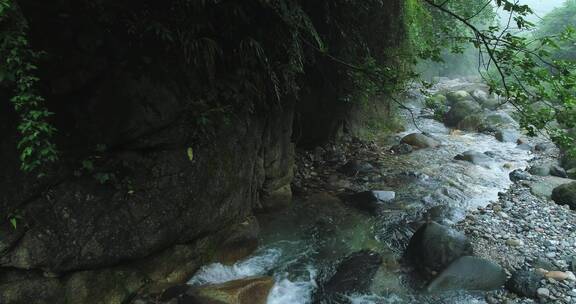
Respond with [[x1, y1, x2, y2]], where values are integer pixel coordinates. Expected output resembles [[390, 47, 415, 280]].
[[537, 287, 550, 298], [506, 239, 524, 247]]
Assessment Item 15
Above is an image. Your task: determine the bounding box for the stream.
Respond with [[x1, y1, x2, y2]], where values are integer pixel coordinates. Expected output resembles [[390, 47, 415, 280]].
[[188, 77, 536, 303]]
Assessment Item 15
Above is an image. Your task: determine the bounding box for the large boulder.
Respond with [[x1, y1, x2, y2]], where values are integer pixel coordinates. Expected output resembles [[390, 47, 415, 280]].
[[406, 222, 473, 273], [444, 100, 482, 127], [470, 89, 489, 104], [457, 114, 486, 131], [531, 177, 574, 200], [481, 112, 517, 132], [346, 191, 396, 215], [315, 250, 382, 302], [427, 256, 506, 292], [506, 270, 543, 298], [552, 182, 576, 210], [446, 91, 471, 104], [529, 165, 550, 177], [550, 165, 568, 178], [400, 133, 440, 149]]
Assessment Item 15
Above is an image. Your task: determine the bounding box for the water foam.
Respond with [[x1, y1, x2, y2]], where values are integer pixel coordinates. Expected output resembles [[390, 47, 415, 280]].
[[188, 248, 281, 285]]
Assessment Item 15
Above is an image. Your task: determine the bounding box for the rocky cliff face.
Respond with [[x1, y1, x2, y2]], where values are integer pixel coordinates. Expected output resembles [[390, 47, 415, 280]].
[[0, 1, 406, 303]]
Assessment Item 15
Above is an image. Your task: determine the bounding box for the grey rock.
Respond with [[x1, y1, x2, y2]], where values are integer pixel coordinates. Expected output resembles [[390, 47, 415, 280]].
[[400, 133, 440, 149], [552, 182, 576, 210], [346, 191, 396, 215], [446, 90, 472, 104], [316, 250, 382, 302], [496, 129, 520, 143], [427, 256, 506, 292], [454, 150, 492, 165], [529, 165, 551, 177], [422, 205, 466, 226], [550, 165, 568, 178], [444, 100, 482, 127], [481, 112, 517, 132], [535, 143, 554, 152], [530, 176, 574, 199], [537, 287, 550, 298], [506, 270, 544, 298], [517, 144, 532, 151], [510, 169, 533, 182], [406, 222, 473, 273]]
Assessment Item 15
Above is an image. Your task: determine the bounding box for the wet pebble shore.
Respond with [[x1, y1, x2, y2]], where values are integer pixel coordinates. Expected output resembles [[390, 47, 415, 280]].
[[459, 170, 576, 303]]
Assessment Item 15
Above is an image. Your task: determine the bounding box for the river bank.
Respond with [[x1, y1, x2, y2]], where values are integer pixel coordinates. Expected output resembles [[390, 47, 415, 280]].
[[167, 77, 576, 304]]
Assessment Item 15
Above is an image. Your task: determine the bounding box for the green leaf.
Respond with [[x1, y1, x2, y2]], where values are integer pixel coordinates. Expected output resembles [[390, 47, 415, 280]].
[[187, 147, 194, 161], [9, 217, 17, 229]]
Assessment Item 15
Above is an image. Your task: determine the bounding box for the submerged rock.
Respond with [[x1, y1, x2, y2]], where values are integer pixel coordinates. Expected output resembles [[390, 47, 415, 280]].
[[346, 191, 396, 215], [516, 143, 532, 151], [454, 150, 492, 165], [535, 142, 554, 152], [421, 205, 465, 226], [495, 129, 520, 143], [406, 222, 473, 273], [135, 276, 275, 304], [552, 182, 576, 210], [427, 256, 506, 292], [506, 270, 543, 298], [315, 250, 382, 302], [400, 133, 440, 149]]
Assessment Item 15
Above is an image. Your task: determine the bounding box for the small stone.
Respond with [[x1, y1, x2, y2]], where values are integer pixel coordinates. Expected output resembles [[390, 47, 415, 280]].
[[537, 287, 550, 298], [545, 271, 569, 281], [506, 239, 524, 247]]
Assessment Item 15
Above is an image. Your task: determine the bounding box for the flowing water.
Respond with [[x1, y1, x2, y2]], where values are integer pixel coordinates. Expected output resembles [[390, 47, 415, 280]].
[[188, 78, 535, 303]]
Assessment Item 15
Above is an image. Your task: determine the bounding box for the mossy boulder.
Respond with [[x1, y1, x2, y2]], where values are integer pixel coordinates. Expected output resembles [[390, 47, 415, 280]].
[[444, 100, 482, 127], [446, 90, 471, 104], [552, 182, 576, 210]]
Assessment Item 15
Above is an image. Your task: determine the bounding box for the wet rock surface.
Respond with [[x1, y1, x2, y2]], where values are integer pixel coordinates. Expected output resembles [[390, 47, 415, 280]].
[[407, 222, 473, 273], [400, 133, 440, 149], [427, 256, 506, 292], [315, 250, 383, 303], [179, 77, 576, 304]]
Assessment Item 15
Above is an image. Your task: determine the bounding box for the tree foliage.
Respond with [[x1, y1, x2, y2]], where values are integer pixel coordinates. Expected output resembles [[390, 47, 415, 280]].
[[0, 0, 57, 173], [421, 0, 576, 157]]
